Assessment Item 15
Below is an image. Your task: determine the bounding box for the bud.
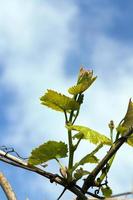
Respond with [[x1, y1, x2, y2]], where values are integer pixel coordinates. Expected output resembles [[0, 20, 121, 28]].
[[108, 120, 114, 130], [60, 167, 68, 178], [77, 67, 96, 85]]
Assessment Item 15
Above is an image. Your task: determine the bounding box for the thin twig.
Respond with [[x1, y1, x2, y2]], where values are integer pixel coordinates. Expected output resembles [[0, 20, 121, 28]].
[[75, 184, 104, 199], [57, 187, 67, 200], [0, 146, 28, 160]]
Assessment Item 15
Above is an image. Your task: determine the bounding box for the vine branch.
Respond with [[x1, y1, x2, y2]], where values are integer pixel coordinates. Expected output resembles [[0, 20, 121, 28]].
[[0, 149, 88, 200], [0, 148, 133, 200], [81, 127, 133, 194]]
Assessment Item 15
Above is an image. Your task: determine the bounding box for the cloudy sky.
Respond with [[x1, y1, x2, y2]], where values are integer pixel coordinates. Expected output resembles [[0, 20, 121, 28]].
[[0, 0, 133, 199]]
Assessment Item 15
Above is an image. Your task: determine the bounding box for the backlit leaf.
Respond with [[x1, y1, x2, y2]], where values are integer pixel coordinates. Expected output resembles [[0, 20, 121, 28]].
[[122, 99, 133, 129], [117, 125, 133, 147], [68, 68, 97, 95], [78, 154, 99, 165], [66, 125, 112, 145], [40, 90, 80, 112], [72, 154, 98, 172], [68, 78, 96, 95], [77, 68, 96, 85], [28, 141, 68, 165], [118, 99, 133, 147], [116, 125, 127, 134]]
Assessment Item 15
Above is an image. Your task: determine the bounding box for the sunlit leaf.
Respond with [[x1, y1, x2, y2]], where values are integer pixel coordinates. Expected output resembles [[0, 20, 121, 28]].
[[68, 78, 96, 95], [117, 127, 133, 146], [68, 68, 97, 95], [78, 154, 99, 165], [118, 99, 133, 147], [28, 141, 68, 165], [40, 90, 80, 112], [72, 154, 99, 172], [116, 125, 127, 134], [66, 125, 112, 145], [122, 99, 133, 129], [101, 186, 112, 198], [77, 68, 96, 85]]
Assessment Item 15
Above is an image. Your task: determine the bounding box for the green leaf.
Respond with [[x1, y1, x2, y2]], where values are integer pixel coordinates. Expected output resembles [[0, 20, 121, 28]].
[[40, 90, 80, 112], [127, 136, 133, 146], [66, 125, 112, 145], [28, 141, 68, 165], [74, 167, 90, 181], [77, 68, 96, 85], [78, 154, 99, 165], [101, 186, 112, 198], [116, 125, 127, 134], [71, 145, 100, 173], [72, 154, 99, 172], [122, 99, 133, 129], [117, 99, 133, 147], [68, 68, 97, 95], [117, 125, 133, 147], [68, 78, 96, 95]]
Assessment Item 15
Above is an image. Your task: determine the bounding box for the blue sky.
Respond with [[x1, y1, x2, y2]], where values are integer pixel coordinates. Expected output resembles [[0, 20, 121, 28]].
[[0, 0, 133, 199]]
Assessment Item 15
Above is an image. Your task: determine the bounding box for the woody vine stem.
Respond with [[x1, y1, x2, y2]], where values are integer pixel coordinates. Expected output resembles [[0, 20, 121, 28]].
[[0, 68, 133, 200], [0, 127, 133, 200]]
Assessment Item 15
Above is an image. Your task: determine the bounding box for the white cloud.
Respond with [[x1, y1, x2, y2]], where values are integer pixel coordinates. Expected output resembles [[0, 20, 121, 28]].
[[0, 0, 133, 199], [0, 0, 77, 147], [0, 1, 78, 199]]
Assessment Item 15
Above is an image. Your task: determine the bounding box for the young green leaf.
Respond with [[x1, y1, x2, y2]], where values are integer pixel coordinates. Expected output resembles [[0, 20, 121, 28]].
[[74, 167, 90, 181], [127, 137, 133, 146], [122, 99, 133, 129], [66, 125, 112, 145], [40, 90, 80, 112], [68, 68, 97, 95], [72, 154, 98, 173], [101, 186, 112, 198], [68, 80, 96, 95], [117, 125, 133, 147], [116, 125, 127, 134], [77, 68, 96, 84], [28, 141, 68, 165], [78, 154, 99, 165], [117, 99, 133, 146]]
